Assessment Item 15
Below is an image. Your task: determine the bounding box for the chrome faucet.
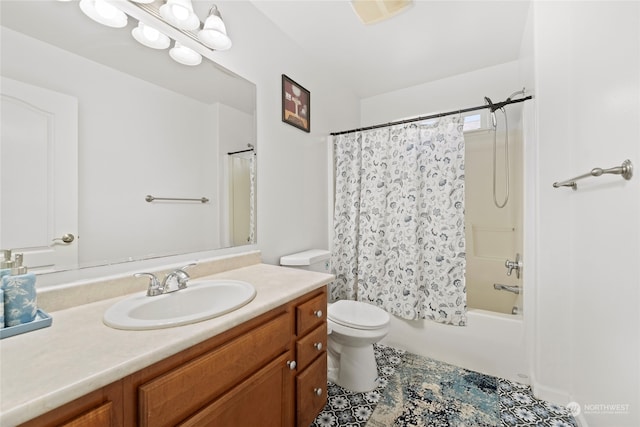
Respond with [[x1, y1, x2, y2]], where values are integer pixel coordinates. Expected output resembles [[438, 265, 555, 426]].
[[162, 263, 196, 293], [134, 272, 164, 297], [494, 283, 521, 295], [134, 263, 197, 297], [505, 253, 522, 279]]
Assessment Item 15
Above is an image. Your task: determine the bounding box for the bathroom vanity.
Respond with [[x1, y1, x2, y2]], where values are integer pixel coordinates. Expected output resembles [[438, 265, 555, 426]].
[[0, 258, 331, 427]]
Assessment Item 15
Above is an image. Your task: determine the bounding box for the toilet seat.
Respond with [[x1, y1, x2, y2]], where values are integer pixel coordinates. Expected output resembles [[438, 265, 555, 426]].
[[328, 300, 390, 330]]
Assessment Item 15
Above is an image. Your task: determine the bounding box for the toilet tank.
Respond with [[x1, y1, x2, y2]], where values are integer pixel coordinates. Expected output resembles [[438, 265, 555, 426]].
[[280, 249, 331, 273]]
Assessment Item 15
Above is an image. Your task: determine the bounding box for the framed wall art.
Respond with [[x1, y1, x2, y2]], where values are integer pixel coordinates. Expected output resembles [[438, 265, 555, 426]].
[[282, 74, 310, 132]]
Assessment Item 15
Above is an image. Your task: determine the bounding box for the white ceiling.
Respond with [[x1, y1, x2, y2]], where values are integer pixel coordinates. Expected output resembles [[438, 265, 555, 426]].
[[251, 1, 531, 98]]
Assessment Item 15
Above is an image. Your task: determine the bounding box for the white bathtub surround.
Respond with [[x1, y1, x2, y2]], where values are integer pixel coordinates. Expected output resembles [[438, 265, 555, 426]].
[[331, 116, 466, 325], [380, 308, 527, 385]]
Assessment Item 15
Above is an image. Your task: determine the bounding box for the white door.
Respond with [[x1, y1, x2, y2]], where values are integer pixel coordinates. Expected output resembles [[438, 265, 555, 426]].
[[1, 77, 78, 272]]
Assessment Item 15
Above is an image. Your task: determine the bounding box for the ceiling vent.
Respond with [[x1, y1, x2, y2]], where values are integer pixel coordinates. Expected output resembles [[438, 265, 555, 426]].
[[350, 0, 413, 25]]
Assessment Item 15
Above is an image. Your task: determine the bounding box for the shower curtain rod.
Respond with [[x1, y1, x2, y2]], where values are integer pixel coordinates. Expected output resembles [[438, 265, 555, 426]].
[[227, 148, 255, 155], [329, 95, 532, 136]]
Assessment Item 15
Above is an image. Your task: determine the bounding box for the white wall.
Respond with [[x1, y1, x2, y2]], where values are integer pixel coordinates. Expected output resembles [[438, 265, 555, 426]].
[[361, 61, 523, 127], [201, 1, 361, 265], [530, 2, 640, 426]]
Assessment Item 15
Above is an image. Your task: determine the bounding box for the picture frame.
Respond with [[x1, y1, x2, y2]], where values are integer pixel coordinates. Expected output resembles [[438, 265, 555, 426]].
[[282, 74, 310, 132]]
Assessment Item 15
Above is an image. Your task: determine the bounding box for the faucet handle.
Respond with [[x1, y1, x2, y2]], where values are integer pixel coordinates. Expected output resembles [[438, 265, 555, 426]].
[[179, 262, 197, 272], [135, 272, 163, 296], [175, 263, 196, 289], [504, 253, 522, 279]]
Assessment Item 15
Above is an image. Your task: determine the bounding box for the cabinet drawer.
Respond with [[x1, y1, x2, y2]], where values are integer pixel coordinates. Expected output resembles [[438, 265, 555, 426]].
[[296, 323, 327, 370], [139, 313, 291, 427], [296, 292, 326, 336], [296, 354, 327, 427]]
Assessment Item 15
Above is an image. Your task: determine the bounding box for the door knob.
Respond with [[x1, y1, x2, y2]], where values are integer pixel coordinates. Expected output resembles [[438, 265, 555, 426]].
[[52, 233, 75, 244]]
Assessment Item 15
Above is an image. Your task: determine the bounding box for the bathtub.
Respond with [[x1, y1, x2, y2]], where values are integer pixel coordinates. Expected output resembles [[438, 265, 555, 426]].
[[379, 308, 528, 384]]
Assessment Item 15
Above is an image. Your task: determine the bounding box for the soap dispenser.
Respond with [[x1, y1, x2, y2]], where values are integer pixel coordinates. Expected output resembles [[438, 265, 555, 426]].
[[0, 250, 12, 328], [0, 249, 12, 279], [1, 253, 38, 327]]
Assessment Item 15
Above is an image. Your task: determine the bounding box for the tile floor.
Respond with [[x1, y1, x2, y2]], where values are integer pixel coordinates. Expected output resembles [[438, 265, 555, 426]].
[[311, 344, 577, 427]]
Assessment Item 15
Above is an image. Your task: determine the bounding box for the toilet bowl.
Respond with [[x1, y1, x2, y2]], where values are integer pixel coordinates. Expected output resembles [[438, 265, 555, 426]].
[[327, 299, 390, 392], [280, 249, 390, 392]]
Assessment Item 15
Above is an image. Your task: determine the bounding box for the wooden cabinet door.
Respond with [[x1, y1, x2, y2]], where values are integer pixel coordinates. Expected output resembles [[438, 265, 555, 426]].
[[18, 381, 122, 427], [296, 354, 327, 427], [178, 352, 294, 427]]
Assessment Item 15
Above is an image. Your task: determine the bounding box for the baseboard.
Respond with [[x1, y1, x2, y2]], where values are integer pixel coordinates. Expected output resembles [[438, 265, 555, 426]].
[[530, 377, 571, 405], [529, 376, 589, 426]]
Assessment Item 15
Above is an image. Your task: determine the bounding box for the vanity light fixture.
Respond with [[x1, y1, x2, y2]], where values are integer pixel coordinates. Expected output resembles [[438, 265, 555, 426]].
[[73, 0, 232, 67], [79, 0, 128, 28], [169, 41, 202, 66], [197, 5, 232, 51], [132, 21, 171, 49], [160, 0, 200, 31]]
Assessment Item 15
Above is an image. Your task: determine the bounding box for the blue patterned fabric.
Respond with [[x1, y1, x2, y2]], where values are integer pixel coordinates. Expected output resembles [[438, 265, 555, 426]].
[[313, 344, 578, 427], [2, 273, 37, 327]]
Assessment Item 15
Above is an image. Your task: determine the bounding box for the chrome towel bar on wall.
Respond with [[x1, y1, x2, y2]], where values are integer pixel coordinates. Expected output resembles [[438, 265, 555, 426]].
[[145, 195, 210, 203], [553, 159, 633, 190]]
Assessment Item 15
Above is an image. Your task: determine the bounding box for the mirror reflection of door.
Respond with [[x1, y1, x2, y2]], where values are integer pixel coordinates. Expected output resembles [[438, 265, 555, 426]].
[[0, 77, 78, 272], [229, 154, 253, 246]]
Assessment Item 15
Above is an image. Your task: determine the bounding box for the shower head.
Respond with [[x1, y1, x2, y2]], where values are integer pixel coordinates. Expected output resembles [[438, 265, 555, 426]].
[[506, 88, 526, 102]]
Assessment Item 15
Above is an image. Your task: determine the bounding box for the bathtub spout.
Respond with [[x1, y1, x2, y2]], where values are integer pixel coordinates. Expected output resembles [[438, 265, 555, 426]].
[[494, 283, 520, 295]]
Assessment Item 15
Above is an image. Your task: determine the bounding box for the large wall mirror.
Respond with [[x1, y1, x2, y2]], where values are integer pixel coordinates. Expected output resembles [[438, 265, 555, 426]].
[[0, 1, 257, 274]]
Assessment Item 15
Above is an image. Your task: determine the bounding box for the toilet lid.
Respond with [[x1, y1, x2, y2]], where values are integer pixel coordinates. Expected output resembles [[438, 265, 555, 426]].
[[328, 300, 390, 330]]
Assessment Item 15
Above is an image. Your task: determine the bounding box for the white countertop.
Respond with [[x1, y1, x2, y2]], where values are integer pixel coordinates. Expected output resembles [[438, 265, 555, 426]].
[[0, 263, 333, 426]]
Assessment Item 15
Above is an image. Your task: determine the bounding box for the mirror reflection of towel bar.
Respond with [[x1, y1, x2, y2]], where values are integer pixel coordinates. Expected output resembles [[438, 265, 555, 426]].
[[145, 195, 209, 203]]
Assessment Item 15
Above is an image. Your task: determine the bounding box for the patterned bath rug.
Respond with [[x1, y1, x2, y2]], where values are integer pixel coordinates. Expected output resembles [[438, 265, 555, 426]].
[[366, 347, 499, 427], [312, 345, 405, 427]]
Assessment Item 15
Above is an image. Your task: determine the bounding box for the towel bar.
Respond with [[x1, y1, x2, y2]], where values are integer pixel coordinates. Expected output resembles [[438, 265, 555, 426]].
[[145, 195, 210, 203], [553, 159, 633, 190]]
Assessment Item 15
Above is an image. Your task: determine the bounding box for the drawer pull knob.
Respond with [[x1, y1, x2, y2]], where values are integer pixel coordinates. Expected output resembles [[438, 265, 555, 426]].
[[287, 360, 297, 370], [313, 309, 323, 318], [314, 387, 323, 396], [314, 342, 323, 351]]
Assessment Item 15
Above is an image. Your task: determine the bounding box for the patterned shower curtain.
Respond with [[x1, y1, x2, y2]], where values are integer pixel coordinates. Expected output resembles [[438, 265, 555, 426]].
[[331, 116, 467, 326]]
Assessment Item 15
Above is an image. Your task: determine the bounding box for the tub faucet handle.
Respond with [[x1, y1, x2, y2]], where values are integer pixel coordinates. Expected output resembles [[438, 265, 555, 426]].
[[505, 253, 522, 279]]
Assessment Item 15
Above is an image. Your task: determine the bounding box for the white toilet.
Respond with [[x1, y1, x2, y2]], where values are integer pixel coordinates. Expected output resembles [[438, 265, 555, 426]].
[[280, 249, 390, 392]]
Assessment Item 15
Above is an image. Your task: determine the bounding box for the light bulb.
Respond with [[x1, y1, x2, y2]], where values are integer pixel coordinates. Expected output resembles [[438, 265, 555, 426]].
[[94, 0, 117, 19], [131, 21, 170, 49], [79, 0, 127, 28], [159, 0, 200, 31], [142, 25, 159, 42], [198, 7, 232, 51], [169, 41, 202, 66], [171, 4, 189, 21]]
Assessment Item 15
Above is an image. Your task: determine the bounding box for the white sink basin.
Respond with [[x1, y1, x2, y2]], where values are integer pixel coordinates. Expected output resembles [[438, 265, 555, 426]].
[[103, 280, 256, 330]]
